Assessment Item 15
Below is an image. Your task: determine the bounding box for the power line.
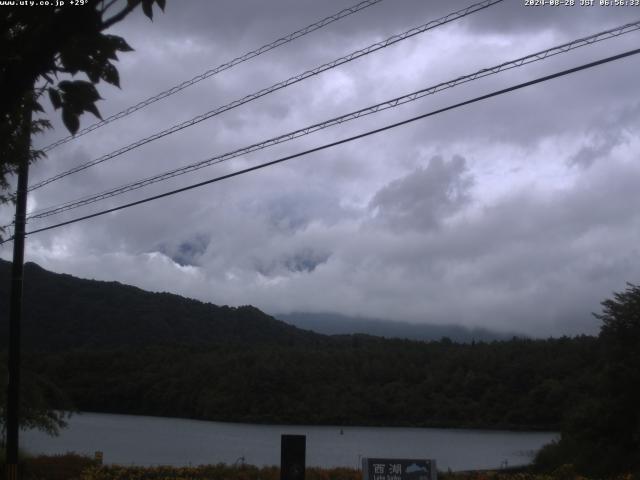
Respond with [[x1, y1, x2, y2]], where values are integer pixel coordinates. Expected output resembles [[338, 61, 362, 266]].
[[26, 19, 640, 221], [5, 47, 637, 244], [40, 0, 386, 153], [28, 0, 503, 192]]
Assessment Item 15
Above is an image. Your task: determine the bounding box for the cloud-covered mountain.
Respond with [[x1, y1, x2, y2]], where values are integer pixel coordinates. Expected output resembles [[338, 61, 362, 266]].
[[275, 312, 521, 342]]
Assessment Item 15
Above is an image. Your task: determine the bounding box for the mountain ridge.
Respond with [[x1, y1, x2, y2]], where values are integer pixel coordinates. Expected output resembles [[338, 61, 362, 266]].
[[0, 259, 323, 352], [1, 259, 519, 351]]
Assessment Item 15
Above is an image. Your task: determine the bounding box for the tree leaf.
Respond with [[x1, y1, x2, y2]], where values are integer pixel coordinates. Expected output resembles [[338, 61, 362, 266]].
[[155, 0, 166, 11], [61, 107, 80, 135], [59, 44, 87, 75], [91, 34, 120, 62], [84, 102, 102, 120], [101, 64, 120, 88], [142, 0, 154, 20], [31, 119, 52, 135], [48, 88, 62, 109], [106, 34, 134, 53], [85, 64, 101, 83], [57, 80, 74, 93], [59, 80, 102, 103], [32, 100, 45, 113]]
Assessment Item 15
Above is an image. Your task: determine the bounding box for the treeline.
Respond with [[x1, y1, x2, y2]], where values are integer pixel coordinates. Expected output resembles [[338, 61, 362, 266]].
[[25, 335, 598, 431]]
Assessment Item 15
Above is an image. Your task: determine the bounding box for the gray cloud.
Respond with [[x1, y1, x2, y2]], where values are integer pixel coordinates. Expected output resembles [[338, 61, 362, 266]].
[[159, 233, 210, 267], [568, 101, 640, 168], [370, 155, 473, 231], [2, 0, 640, 338]]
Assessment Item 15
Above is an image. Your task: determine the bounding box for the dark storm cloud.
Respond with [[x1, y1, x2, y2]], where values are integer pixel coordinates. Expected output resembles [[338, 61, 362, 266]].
[[254, 247, 331, 276], [159, 233, 210, 267]]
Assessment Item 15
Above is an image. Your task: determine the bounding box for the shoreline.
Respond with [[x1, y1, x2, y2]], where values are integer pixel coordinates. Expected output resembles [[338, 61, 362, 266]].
[[70, 410, 561, 434]]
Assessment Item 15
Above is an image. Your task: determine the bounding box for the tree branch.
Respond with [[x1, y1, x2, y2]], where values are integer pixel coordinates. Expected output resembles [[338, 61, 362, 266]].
[[100, 0, 120, 16], [101, 2, 139, 30]]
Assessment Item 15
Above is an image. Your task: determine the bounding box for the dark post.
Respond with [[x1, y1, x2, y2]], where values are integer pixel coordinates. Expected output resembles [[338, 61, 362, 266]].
[[280, 434, 306, 480], [5, 102, 32, 480]]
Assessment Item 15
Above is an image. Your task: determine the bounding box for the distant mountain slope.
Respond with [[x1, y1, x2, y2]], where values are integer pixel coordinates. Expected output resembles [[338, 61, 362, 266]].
[[0, 260, 322, 351], [276, 312, 521, 342]]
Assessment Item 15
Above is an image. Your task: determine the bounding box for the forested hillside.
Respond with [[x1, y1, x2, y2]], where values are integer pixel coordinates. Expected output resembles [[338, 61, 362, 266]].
[[1, 259, 598, 431], [0, 260, 321, 351]]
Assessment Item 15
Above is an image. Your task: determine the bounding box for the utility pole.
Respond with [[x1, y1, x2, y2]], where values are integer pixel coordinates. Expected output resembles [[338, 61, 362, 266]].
[[5, 101, 32, 480]]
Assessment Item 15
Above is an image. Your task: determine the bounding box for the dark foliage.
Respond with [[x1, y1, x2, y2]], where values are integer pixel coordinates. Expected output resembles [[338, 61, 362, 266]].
[[21, 452, 98, 480], [25, 336, 598, 431], [534, 284, 640, 476], [0, 353, 72, 440], [0, 0, 165, 216]]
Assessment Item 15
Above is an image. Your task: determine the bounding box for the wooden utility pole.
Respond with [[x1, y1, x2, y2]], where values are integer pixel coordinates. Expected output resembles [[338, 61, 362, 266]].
[[5, 101, 32, 480]]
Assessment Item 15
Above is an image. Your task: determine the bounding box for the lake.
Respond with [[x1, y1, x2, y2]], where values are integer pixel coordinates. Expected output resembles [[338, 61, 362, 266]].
[[22, 412, 557, 471]]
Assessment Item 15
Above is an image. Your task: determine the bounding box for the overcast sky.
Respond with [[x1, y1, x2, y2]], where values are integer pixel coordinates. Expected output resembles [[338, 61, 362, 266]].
[[2, 0, 639, 337]]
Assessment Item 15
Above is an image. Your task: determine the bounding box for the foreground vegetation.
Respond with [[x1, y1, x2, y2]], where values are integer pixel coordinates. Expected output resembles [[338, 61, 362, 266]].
[[0, 454, 638, 480], [0, 452, 97, 480]]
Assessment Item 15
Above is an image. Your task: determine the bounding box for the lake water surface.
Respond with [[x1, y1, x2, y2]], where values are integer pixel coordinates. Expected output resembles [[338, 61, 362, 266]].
[[23, 413, 557, 471]]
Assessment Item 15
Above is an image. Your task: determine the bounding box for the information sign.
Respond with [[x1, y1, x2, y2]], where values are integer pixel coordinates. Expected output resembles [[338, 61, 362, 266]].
[[362, 458, 436, 480]]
